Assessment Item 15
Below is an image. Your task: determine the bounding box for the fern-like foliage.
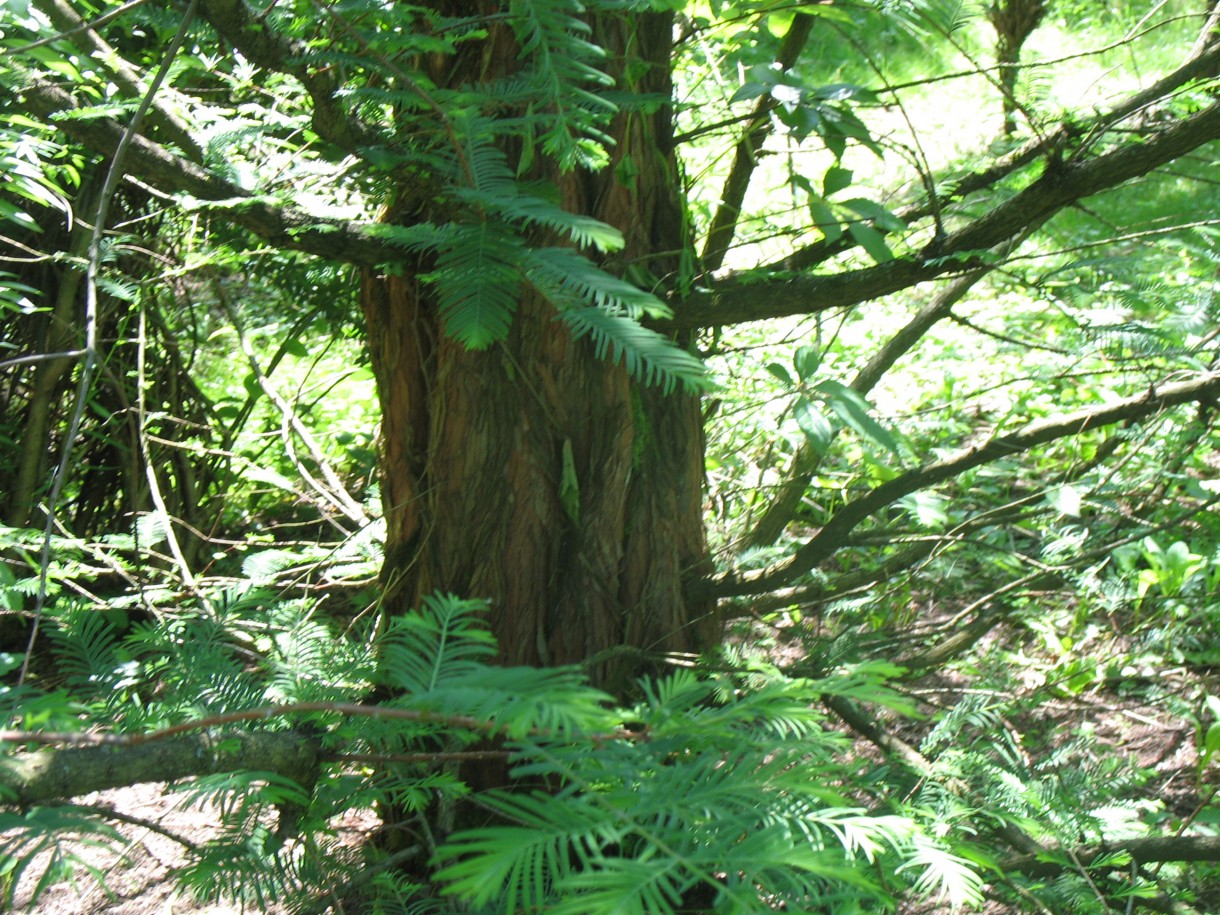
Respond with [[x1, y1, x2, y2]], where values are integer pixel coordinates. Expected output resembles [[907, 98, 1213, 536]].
[[415, 129, 708, 390], [5, 587, 986, 913], [377, 594, 499, 694], [434, 659, 984, 913], [377, 594, 613, 738], [517, 245, 705, 392], [44, 607, 134, 705], [430, 220, 525, 349], [505, 0, 618, 170], [0, 806, 124, 910]]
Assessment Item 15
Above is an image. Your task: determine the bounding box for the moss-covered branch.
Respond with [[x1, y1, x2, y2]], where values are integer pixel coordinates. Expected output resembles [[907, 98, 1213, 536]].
[[0, 730, 321, 805]]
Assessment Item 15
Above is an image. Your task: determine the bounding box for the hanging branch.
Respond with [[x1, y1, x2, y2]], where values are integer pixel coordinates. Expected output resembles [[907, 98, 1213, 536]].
[[19, 0, 201, 685]]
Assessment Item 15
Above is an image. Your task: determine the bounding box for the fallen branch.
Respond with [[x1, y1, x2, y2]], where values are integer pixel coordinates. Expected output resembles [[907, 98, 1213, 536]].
[[0, 701, 640, 805], [1003, 835, 1220, 878], [0, 729, 321, 806]]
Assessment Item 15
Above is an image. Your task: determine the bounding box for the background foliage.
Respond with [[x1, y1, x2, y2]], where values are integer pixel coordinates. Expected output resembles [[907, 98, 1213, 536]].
[[1, 0, 1219, 911]]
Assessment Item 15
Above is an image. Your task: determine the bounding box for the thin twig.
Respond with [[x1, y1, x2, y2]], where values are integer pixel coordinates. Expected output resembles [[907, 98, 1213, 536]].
[[20, 0, 200, 686]]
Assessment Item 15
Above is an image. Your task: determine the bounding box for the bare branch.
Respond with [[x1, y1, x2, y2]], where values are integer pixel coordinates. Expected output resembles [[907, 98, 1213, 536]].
[[703, 370, 1220, 598], [699, 13, 816, 274]]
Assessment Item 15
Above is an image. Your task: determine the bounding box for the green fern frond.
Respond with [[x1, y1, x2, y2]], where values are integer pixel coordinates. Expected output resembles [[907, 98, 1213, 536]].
[[45, 607, 126, 700], [377, 594, 497, 693], [404, 664, 613, 738], [898, 831, 986, 910], [430, 220, 523, 348], [1082, 321, 1179, 360], [507, 0, 617, 170], [526, 246, 666, 318], [176, 822, 297, 909], [435, 790, 613, 911], [550, 857, 687, 915], [171, 770, 309, 822], [0, 806, 124, 910], [451, 153, 625, 252], [557, 306, 707, 392], [459, 125, 518, 198], [262, 601, 365, 704], [522, 247, 707, 391]]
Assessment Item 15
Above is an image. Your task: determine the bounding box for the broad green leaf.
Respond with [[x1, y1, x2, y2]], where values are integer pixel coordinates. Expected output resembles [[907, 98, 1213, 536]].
[[814, 379, 901, 457], [808, 197, 843, 243], [823, 165, 853, 197], [842, 197, 907, 231], [794, 396, 833, 455], [793, 345, 820, 381], [767, 362, 794, 387], [847, 222, 893, 264]]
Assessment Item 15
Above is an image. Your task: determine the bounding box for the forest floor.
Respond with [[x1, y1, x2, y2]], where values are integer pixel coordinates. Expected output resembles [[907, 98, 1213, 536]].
[[7, 623, 1216, 914]]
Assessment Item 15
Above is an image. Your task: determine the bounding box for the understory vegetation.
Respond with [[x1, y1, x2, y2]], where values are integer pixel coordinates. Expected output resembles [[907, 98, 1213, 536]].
[[1, 0, 1219, 912]]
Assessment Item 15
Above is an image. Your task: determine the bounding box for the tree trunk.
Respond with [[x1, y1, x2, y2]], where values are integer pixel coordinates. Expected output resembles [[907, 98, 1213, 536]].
[[989, 0, 1047, 136], [360, 8, 715, 693]]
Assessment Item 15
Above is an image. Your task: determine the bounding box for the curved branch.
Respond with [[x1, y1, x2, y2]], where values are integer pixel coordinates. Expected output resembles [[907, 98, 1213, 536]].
[[669, 93, 1220, 331], [759, 41, 1220, 276], [742, 240, 1029, 549], [20, 77, 397, 265], [704, 370, 1220, 598]]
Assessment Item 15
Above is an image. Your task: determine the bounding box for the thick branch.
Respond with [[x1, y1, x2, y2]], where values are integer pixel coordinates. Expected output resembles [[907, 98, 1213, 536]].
[[196, 0, 383, 152], [31, 0, 203, 160], [670, 96, 1220, 330], [20, 77, 395, 266], [699, 13, 816, 274], [0, 730, 321, 805], [761, 42, 1220, 276], [705, 371, 1220, 598]]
